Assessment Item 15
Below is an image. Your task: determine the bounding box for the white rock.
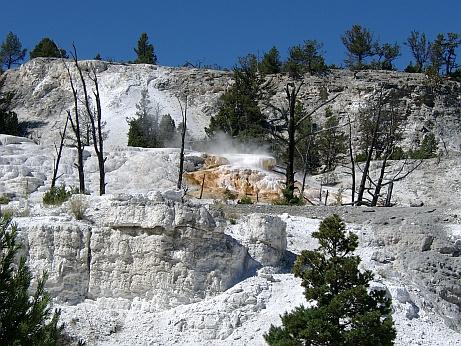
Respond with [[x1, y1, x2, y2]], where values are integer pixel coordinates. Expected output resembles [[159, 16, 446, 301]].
[[238, 214, 287, 267]]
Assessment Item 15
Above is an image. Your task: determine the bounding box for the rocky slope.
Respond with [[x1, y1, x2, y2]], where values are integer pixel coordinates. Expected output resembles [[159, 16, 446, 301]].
[[1, 59, 461, 345], [15, 194, 284, 309], [1, 134, 460, 344], [2, 59, 461, 151]]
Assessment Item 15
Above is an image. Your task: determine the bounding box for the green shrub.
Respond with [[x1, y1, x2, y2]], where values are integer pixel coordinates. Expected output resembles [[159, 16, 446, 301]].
[[355, 152, 367, 162], [409, 133, 438, 159], [0, 208, 13, 219], [388, 146, 406, 160], [223, 188, 237, 201], [404, 63, 421, 73], [42, 184, 77, 205], [0, 195, 10, 204], [0, 80, 21, 136], [237, 195, 253, 204], [273, 188, 305, 206]]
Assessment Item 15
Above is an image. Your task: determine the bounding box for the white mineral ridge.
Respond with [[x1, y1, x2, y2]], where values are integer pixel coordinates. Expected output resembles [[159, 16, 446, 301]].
[[48, 213, 461, 346], [4, 59, 232, 147]]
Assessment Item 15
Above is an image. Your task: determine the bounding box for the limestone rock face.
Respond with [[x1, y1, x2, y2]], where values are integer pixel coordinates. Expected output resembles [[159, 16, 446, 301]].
[[2, 58, 232, 146], [236, 214, 287, 267], [3, 59, 461, 153], [15, 196, 258, 310], [15, 217, 91, 304]]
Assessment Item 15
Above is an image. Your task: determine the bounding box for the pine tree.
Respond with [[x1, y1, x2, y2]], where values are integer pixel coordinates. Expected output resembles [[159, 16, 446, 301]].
[[341, 25, 376, 69], [158, 114, 176, 146], [0, 216, 62, 345], [405, 31, 431, 73], [429, 33, 461, 76], [0, 77, 20, 136], [260, 47, 282, 75], [0, 32, 27, 70], [205, 54, 270, 143], [265, 214, 396, 345], [419, 133, 438, 158], [284, 40, 327, 77], [373, 43, 400, 70], [134, 33, 157, 64], [317, 108, 347, 171], [127, 89, 160, 147], [411, 133, 438, 159], [30, 38, 67, 59]]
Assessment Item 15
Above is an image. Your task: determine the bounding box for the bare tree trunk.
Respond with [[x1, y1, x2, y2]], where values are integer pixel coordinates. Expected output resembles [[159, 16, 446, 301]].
[[51, 116, 69, 188], [347, 115, 356, 204], [371, 156, 388, 206], [92, 71, 106, 195], [285, 83, 300, 201], [299, 138, 312, 197], [385, 181, 393, 207], [301, 168, 308, 197], [199, 174, 205, 199], [71, 44, 106, 195], [269, 82, 339, 203], [177, 95, 187, 189], [63, 56, 85, 193], [319, 182, 323, 203], [356, 89, 384, 205]]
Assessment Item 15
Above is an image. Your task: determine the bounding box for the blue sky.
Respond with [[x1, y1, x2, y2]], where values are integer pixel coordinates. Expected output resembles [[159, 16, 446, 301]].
[[1, 0, 460, 69]]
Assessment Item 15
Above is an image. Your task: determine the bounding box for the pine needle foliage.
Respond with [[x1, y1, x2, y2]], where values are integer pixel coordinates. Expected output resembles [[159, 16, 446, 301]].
[[265, 214, 396, 346], [0, 216, 62, 345]]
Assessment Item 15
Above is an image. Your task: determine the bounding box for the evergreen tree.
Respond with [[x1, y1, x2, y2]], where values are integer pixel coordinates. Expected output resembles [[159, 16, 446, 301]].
[[30, 38, 67, 59], [260, 46, 282, 75], [295, 105, 320, 173], [0, 32, 27, 70], [0, 77, 20, 136], [418, 133, 438, 159], [265, 214, 396, 345], [158, 114, 176, 146], [317, 108, 347, 171], [410, 133, 438, 159], [429, 32, 461, 76], [127, 117, 148, 147], [206, 54, 271, 143], [284, 40, 327, 77], [373, 43, 400, 70], [405, 31, 431, 73], [0, 216, 62, 345], [127, 89, 160, 147], [134, 33, 157, 64], [341, 25, 376, 69]]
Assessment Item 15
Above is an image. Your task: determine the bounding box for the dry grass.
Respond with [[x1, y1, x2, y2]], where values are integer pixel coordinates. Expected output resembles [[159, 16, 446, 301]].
[[69, 195, 88, 220]]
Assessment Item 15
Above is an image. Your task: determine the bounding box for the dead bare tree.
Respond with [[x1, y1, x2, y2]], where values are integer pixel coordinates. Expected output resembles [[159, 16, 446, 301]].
[[177, 94, 188, 190], [353, 85, 423, 206], [63, 59, 85, 193], [268, 82, 340, 202], [368, 101, 403, 206], [71, 44, 107, 195], [51, 116, 69, 188], [355, 87, 385, 205], [346, 114, 356, 204]]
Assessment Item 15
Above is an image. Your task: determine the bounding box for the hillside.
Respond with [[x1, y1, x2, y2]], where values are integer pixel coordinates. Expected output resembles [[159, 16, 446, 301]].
[[2, 58, 461, 151], [1, 59, 461, 345]]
